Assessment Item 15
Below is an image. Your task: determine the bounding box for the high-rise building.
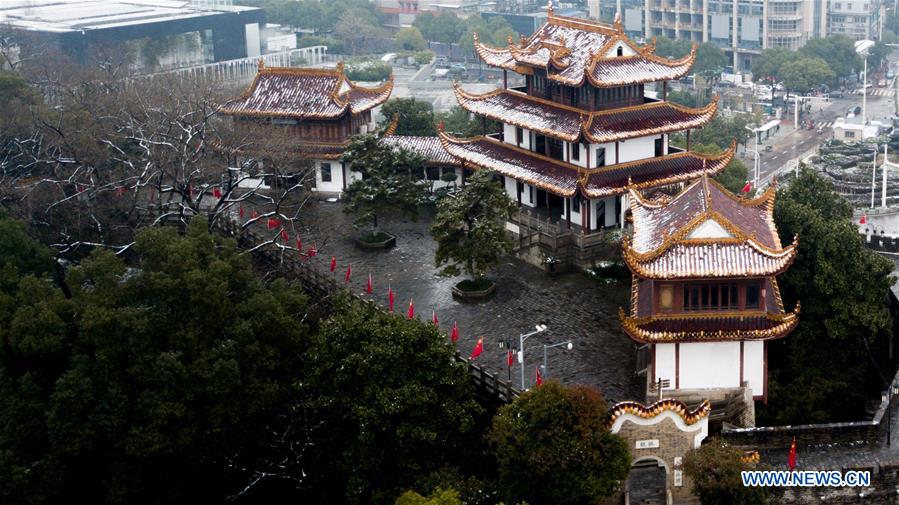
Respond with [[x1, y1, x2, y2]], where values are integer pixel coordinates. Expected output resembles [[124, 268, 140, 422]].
[[636, 0, 877, 73]]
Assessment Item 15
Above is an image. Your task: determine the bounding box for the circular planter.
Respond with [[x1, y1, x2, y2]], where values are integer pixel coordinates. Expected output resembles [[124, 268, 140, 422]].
[[452, 279, 496, 301], [354, 232, 396, 250]]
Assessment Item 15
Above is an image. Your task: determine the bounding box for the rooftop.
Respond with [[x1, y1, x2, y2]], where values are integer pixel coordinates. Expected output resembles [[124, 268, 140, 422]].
[[438, 132, 733, 198], [454, 85, 717, 144], [473, 9, 695, 87], [623, 176, 798, 279], [0, 0, 259, 33], [220, 64, 393, 120]]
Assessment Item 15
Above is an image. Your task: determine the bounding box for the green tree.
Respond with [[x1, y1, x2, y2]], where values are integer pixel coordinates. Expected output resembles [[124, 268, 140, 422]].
[[799, 35, 862, 81], [381, 98, 437, 136], [751, 48, 801, 83], [683, 438, 769, 505], [760, 168, 895, 424], [780, 57, 834, 94], [342, 134, 428, 239], [397, 27, 427, 51], [694, 42, 728, 76], [436, 106, 500, 137], [414, 12, 464, 44], [0, 218, 310, 504], [396, 488, 463, 505], [654, 36, 693, 59], [305, 299, 482, 504], [489, 382, 630, 505], [431, 170, 516, 285], [689, 143, 749, 194]]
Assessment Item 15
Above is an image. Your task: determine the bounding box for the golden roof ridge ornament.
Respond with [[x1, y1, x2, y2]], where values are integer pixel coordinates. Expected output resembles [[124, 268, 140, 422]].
[[257, 58, 265, 69], [547, 0, 554, 17], [614, 11, 623, 34]]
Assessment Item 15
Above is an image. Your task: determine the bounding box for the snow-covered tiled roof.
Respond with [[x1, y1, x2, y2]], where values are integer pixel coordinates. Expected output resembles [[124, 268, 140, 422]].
[[473, 11, 696, 87], [381, 136, 460, 165], [454, 85, 717, 145], [221, 64, 393, 119], [623, 175, 797, 279], [438, 132, 733, 198]]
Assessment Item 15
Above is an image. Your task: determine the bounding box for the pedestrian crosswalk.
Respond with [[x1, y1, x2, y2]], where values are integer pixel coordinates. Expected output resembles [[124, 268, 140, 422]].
[[854, 87, 894, 97]]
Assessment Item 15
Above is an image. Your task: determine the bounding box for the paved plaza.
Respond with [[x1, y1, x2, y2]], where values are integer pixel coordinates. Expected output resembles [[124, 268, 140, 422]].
[[296, 200, 643, 403]]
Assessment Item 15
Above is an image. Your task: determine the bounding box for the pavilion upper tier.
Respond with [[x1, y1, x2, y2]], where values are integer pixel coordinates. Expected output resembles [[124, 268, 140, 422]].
[[473, 8, 695, 88]]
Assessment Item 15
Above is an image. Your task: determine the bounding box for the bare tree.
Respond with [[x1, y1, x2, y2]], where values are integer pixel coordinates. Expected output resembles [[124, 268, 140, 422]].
[[0, 43, 317, 261]]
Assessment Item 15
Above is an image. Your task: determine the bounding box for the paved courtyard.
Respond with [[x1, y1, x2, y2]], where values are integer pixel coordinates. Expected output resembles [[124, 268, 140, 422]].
[[295, 199, 643, 403]]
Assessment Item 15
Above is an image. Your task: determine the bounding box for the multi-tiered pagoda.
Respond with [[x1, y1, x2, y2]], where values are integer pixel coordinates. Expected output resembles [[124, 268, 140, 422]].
[[220, 62, 394, 194], [440, 8, 733, 241], [620, 175, 800, 400]]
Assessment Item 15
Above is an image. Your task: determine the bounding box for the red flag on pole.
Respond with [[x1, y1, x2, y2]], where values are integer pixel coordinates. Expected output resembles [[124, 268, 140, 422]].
[[366, 273, 373, 294], [470, 338, 483, 359], [307, 242, 318, 257], [280, 229, 289, 242], [788, 437, 797, 471], [116, 186, 126, 197], [507, 349, 514, 367], [407, 299, 415, 319], [213, 187, 222, 199], [344, 264, 352, 283], [451, 321, 459, 343], [741, 181, 752, 193], [432, 309, 438, 326], [330, 256, 337, 272], [860, 213, 868, 225], [251, 210, 259, 219], [388, 286, 395, 312], [535, 366, 543, 386], [267, 218, 277, 230], [239, 205, 245, 218]]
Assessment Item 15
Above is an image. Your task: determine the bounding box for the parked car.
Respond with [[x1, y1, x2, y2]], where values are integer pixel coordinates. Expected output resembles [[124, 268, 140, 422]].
[[888, 70, 895, 79]]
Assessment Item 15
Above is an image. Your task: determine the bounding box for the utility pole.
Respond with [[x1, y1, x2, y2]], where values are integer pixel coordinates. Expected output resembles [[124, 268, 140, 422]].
[[884, 144, 890, 208]]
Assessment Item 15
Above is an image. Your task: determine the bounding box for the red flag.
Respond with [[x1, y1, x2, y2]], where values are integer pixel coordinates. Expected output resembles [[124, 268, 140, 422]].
[[330, 256, 337, 272], [432, 309, 438, 325], [470, 338, 483, 360], [280, 229, 289, 242], [535, 366, 543, 386], [115, 185, 125, 197], [251, 210, 259, 219], [788, 437, 797, 471], [76, 184, 85, 193], [741, 181, 752, 193], [388, 286, 395, 312], [213, 187, 222, 199], [239, 205, 245, 218], [860, 213, 868, 225], [451, 321, 459, 343], [188, 183, 194, 196], [507, 349, 514, 367], [307, 242, 318, 257], [407, 299, 415, 319], [267, 218, 278, 230], [344, 264, 352, 283], [366, 273, 373, 294]]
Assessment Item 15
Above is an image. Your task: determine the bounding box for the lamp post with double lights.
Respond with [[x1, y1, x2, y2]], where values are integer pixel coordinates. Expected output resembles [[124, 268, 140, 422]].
[[856, 39, 875, 126], [499, 324, 548, 390], [744, 124, 760, 190], [541, 340, 573, 379]]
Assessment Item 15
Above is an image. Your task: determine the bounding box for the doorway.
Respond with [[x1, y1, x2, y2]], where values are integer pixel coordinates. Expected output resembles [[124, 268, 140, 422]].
[[627, 458, 668, 505]]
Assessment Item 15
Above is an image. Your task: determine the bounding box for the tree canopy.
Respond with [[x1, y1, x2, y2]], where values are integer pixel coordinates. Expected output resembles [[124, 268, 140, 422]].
[[396, 27, 427, 52], [341, 134, 428, 236], [760, 168, 895, 424], [381, 98, 437, 136], [431, 170, 516, 281], [683, 438, 769, 505], [0, 218, 311, 504], [489, 382, 630, 505], [304, 299, 483, 504]]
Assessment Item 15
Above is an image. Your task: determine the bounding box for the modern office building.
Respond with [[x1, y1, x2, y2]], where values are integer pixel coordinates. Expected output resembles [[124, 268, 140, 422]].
[[590, 0, 881, 73], [0, 0, 265, 68]]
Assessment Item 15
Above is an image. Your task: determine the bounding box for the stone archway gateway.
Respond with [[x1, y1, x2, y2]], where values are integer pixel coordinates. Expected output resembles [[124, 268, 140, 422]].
[[608, 399, 711, 504]]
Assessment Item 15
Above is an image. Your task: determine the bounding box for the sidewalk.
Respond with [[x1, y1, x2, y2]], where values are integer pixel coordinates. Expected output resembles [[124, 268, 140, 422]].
[[296, 201, 644, 402]]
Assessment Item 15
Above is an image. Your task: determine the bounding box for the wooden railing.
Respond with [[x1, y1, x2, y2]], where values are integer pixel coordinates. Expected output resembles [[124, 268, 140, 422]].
[[216, 217, 522, 403]]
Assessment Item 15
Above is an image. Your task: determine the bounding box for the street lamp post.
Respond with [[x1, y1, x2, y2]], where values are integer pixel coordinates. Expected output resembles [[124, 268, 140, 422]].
[[744, 124, 760, 189], [541, 340, 573, 379], [516, 324, 547, 389], [856, 39, 876, 126]]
